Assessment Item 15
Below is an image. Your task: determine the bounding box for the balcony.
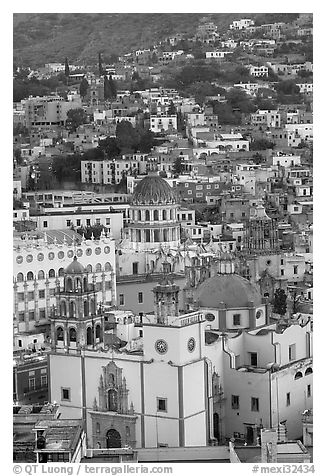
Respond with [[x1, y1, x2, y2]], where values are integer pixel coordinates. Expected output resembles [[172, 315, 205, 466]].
[[23, 383, 48, 395]]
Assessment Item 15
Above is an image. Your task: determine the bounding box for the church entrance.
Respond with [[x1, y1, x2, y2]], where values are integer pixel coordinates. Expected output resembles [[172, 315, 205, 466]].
[[106, 429, 121, 448]]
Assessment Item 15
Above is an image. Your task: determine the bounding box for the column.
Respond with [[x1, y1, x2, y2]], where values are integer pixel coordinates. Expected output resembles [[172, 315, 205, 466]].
[[101, 272, 106, 304], [34, 279, 39, 324], [23, 280, 29, 332], [13, 282, 18, 328], [45, 279, 50, 319]]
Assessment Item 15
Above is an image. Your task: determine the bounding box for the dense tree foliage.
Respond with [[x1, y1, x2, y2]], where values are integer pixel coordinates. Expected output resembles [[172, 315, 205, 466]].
[[250, 139, 275, 151], [52, 154, 82, 182], [66, 108, 88, 131], [79, 77, 89, 99], [273, 288, 287, 316]]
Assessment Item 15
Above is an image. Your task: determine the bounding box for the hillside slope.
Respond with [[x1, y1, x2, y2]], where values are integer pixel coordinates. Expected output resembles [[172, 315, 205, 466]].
[[13, 13, 299, 67]]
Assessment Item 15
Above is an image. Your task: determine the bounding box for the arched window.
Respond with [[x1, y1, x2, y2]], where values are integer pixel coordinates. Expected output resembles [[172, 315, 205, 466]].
[[86, 264, 92, 273], [162, 209, 167, 220], [27, 271, 34, 281], [154, 210, 159, 221], [90, 299, 96, 315], [83, 300, 89, 317], [145, 210, 150, 221], [60, 301, 67, 316], [105, 262, 112, 272], [38, 270, 45, 280], [87, 326, 93, 346], [163, 229, 168, 241], [66, 277, 73, 291], [69, 301, 75, 318], [83, 277, 88, 291], [96, 324, 101, 341], [294, 371, 303, 380], [17, 272, 24, 282], [154, 230, 160, 242], [126, 426, 130, 438], [145, 229, 150, 242], [58, 267, 64, 277], [305, 367, 313, 376], [56, 326, 64, 342], [69, 327, 76, 342], [96, 263, 102, 272], [138, 210, 142, 221], [96, 422, 100, 434], [49, 269, 55, 278]]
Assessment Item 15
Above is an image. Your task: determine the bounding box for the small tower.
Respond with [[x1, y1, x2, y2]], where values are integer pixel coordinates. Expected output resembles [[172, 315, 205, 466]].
[[153, 262, 180, 324], [50, 256, 104, 352]]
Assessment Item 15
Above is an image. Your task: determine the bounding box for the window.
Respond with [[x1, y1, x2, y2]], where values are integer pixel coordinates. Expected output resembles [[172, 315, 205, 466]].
[[39, 290, 45, 299], [307, 384, 311, 398], [66, 220, 71, 227], [76, 219, 81, 226], [106, 218, 111, 225], [233, 314, 241, 326], [231, 395, 239, 409], [29, 311, 35, 321], [157, 398, 167, 412], [286, 392, 291, 406], [43, 221, 48, 228], [294, 371, 303, 380], [95, 218, 101, 225], [293, 265, 298, 275], [29, 378, 35, 390], [18, 292, 24, 302], [249, 352, 258, 367], [138, 292, 143, 304], [119, 294, 125, 306], [289, 344, 296, 361], [281, 269, 284, 276], [18, 312, 25, 322], [61, 388, 70, 401], [86, 219, 91, 226], [251, 397, 259, 412], [281, 259, 284, 265], [41, 375, 47, 387], [132, 262, 139, 275]]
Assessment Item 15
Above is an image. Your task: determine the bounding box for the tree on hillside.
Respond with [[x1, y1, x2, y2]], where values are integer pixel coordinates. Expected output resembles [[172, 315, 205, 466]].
[[172, 157, 183, 176], [98, 137, 121, 158], [167, 101, 177, 115], [116, 120, 139, 152], [273, 288, 287, 316], [250, 139, 275, 151], [98, 52, 104, 76], [64, 57, 70, 78], [108, 75, 117, 99], [66, 108, 88, 132], [79, 77, 89, 99]]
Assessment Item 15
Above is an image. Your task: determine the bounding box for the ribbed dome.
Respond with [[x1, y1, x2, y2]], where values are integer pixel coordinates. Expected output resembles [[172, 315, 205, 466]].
[[195, 274, 262, 309], [132, 175, 177, 206], [65, 256, 85, 274]]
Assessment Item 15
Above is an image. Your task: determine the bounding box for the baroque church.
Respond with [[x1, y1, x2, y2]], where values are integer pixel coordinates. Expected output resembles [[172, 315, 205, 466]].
[[48, 175, 312, 449]]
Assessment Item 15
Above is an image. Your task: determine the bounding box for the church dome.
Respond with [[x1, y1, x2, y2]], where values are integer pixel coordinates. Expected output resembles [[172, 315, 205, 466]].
[[195, 274, 262, 309], [65, 256, 85, 274], [131, 175, 177, 206]]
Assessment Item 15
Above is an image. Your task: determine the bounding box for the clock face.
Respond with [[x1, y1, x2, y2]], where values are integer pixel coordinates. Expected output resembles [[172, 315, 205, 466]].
[[187, 337, 196, 353], [155, 339, 168, 355]]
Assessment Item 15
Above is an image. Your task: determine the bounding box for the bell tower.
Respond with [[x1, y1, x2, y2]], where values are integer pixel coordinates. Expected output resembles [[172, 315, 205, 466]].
[[50, 256, 105, 352], [153, 262, 180, 324], [244, 205, 279, 254]]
